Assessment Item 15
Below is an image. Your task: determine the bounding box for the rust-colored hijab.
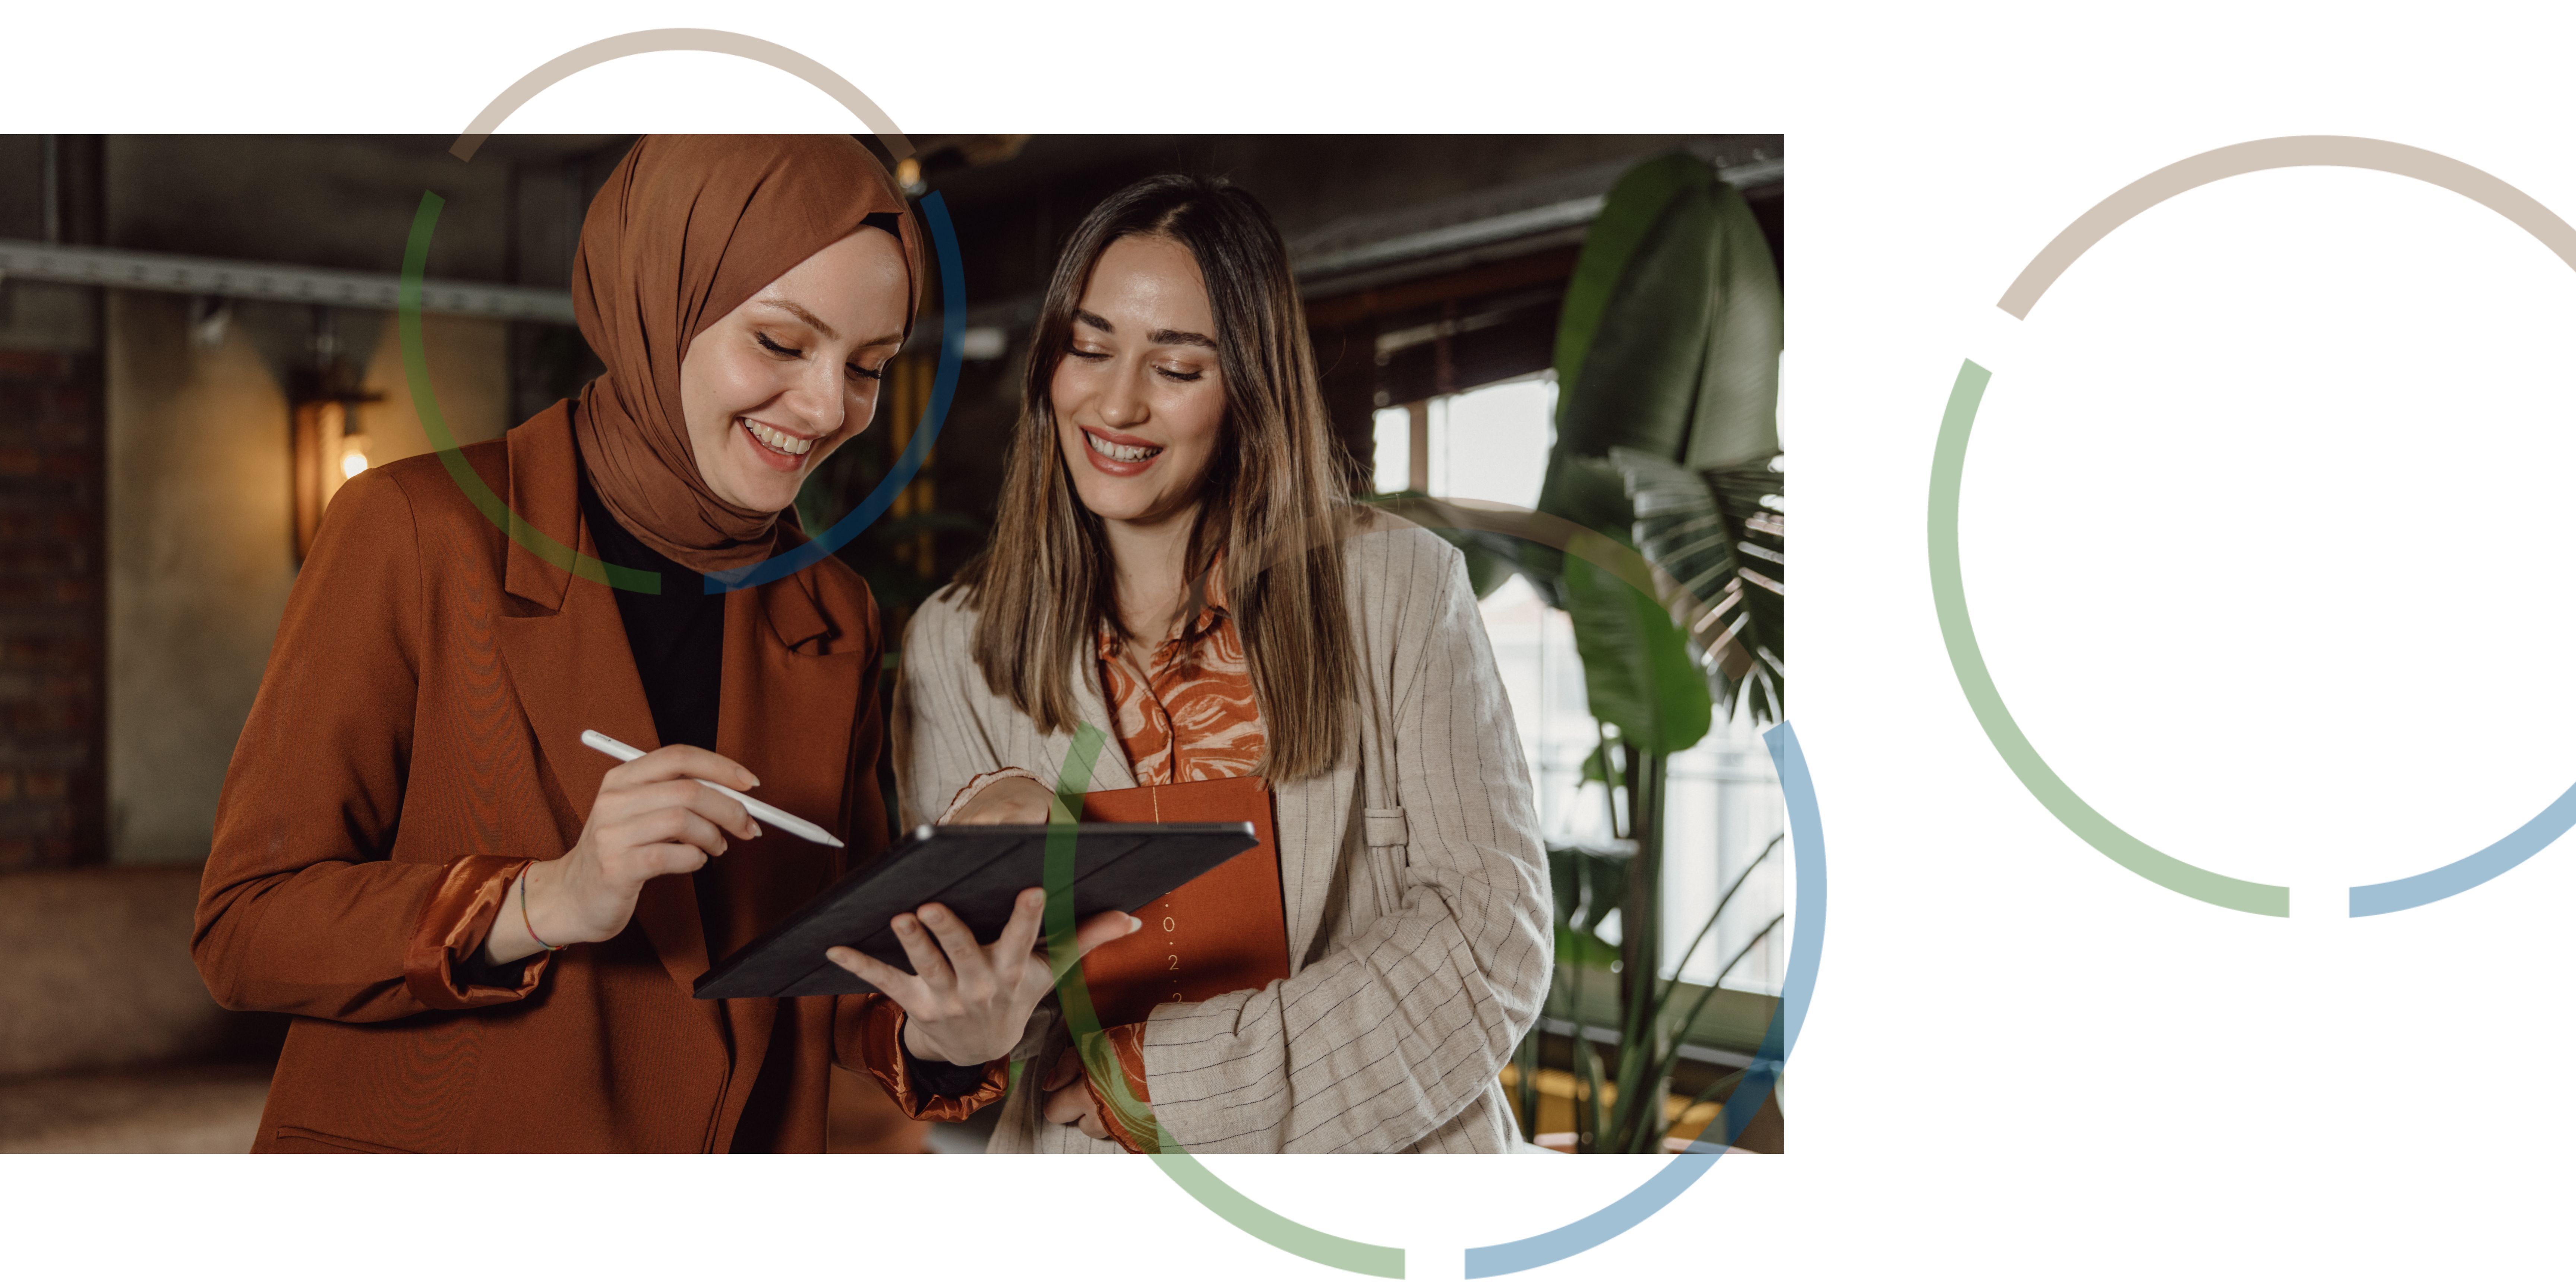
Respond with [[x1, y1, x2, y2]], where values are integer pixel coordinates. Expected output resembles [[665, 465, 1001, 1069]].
[[570, 135, 925, 573]]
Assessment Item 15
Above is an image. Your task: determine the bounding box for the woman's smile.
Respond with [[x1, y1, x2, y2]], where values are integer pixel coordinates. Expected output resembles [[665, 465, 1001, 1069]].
[[1048, 235, 1227, 524], [679, 224, 909, 514], [738, 414, 822, 470], [1081, 425, 1165, 474]]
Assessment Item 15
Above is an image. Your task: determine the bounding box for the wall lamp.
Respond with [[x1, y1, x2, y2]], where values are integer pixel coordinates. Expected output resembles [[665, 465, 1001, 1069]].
[[288, 308, 382, 562]]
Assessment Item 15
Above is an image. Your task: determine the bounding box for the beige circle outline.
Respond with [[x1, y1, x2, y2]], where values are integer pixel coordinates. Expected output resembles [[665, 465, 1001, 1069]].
[[446, 27, 912, 161], [1997, 135, 2576, 319]]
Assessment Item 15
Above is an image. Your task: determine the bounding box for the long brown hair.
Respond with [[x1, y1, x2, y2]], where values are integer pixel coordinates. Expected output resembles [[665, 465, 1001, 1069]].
[[951, 174, 1355, 780]]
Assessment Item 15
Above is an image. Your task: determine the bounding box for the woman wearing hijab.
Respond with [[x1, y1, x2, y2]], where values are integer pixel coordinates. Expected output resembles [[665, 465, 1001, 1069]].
[[193, 135, 1129, 1153], [896, 174, 1553, 1153]]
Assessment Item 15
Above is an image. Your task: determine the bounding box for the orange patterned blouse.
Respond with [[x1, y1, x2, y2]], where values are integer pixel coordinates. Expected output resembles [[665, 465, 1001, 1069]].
[[1098, 554, 1266, 786], [1080, 555, 1262, 1151]]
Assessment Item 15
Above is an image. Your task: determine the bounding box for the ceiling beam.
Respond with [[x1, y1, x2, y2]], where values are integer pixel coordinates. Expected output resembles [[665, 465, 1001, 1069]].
[[0, 239, 575, 324]]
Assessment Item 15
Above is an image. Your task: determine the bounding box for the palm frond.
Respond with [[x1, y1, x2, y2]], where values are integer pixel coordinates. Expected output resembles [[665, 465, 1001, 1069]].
[[1607, 448, 1784, 724]]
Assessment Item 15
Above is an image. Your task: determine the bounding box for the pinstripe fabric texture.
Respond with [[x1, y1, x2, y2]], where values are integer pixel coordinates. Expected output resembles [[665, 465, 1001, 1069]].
[[893, 521, 1553, 1153]]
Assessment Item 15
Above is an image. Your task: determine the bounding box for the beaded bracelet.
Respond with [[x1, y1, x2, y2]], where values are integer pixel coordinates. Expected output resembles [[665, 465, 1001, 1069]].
[[521, 867, 561, 952]]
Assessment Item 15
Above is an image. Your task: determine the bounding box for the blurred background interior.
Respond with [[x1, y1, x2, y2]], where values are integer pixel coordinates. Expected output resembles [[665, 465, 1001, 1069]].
[[0, 133, 1782, 1153]]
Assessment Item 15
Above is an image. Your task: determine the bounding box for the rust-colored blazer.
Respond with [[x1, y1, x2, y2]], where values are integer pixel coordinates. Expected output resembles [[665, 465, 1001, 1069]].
[[193, 404, 994, 1153]]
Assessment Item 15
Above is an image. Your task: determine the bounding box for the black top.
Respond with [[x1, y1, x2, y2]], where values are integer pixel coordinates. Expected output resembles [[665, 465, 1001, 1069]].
[[574, 471, 990, 1130], [580, 478, 724, 752]]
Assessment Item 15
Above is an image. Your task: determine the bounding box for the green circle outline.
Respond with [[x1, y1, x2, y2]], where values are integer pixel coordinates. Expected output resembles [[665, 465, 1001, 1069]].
[[1928, 359, 2289, 916]]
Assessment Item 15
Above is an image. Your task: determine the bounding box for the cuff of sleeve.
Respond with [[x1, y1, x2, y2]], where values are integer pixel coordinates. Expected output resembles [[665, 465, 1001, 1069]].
[[402, 855, 553, 1010], [1083, 1023, 1159, 1154], [843, 995, 1007, 1121], [938, 768, 1045, 824], [906, 1044, 998, 1099]]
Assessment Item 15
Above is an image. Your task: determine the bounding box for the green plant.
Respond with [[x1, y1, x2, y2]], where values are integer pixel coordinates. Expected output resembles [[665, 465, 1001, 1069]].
[[1512, 837, 1626, 1141], [1585, 831, 1783, 1153], [1510, 825, 1783, 1152], [1610, 448, 1784, 724], [1451, 151, 1784, 1150]]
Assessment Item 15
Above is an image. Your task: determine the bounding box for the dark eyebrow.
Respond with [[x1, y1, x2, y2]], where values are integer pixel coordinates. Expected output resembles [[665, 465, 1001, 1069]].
[[755, 299, 839, 342], [755, 298, 902, 350], [1071, 309, 1216, 351]]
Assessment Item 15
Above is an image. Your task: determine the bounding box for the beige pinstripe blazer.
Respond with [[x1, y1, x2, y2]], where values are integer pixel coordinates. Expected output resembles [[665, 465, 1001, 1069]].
[[892, 521, 1554, 1153]]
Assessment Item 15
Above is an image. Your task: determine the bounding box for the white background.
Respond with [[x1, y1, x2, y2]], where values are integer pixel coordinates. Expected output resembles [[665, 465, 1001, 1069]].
[[8, 2, 2575, 1282]]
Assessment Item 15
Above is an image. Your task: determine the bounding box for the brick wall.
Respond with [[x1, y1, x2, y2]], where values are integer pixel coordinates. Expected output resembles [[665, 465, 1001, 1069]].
[[0, 349, 106, 868]]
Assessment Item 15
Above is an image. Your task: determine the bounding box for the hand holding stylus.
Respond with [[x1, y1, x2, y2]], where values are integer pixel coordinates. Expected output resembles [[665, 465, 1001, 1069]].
[[580, 729, 842, 846], [477, 742, 765, 965]]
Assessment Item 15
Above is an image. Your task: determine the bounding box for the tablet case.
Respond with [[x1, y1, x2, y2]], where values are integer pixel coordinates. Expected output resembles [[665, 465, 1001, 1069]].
[[691, 822, 1257, 1000], [1074, 776, 1291, 1027]]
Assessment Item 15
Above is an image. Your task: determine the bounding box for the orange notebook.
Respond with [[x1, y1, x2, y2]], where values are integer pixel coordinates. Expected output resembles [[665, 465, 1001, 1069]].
[[1076, 776, 1289, 1028]]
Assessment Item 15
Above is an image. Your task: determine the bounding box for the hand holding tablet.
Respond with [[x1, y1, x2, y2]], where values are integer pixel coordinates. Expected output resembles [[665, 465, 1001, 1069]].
[[827, 888, 1142, 1066], [694, 822, 1259, 1000]]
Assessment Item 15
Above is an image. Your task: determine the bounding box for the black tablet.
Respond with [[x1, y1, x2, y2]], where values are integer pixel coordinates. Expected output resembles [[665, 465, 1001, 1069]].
[[692, 822, 1260, 1000]]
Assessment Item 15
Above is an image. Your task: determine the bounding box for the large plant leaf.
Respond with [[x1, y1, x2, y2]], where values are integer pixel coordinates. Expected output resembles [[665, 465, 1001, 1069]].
[[1521, 451, 1642, 610], [1681, 180, 1784, 473], [1532, 151, 1784, 697], [1548, 180, 1721, 467], [1562, 515, 1713, 755], [1529, 154, 1725, 600], [1608, 447, 1784, 723], [1553, 152, 1716, 400], [1547, 841, 1632, 937], [1704, 464, 1784, 716]]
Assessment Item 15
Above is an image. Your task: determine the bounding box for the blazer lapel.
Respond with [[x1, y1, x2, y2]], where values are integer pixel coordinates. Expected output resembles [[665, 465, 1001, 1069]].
[[1061, 656, 1138, 793], [490, 408, 710, 998], [709, 561, 868, 1088]]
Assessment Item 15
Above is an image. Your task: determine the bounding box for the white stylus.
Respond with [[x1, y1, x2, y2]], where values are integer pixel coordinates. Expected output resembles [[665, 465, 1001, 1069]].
[[580, 729, 844, 848]]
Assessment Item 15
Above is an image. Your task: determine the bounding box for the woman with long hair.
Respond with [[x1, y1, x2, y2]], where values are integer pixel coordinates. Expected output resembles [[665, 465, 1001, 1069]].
[[193, 135, 1130, 1152], [897, 174, 1552, 1153]]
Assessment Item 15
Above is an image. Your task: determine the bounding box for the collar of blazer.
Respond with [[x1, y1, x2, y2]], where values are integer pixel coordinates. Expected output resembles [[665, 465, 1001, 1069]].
[[498, 400, 839, 652], [490, 403, 868, 1025]]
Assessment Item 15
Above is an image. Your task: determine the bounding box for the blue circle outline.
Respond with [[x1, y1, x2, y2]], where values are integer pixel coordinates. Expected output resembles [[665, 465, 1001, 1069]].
[[1461, 720, 1825, 1277]]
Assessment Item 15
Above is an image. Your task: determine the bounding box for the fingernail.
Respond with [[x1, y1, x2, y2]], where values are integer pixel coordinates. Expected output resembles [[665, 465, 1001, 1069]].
[[745, 774, 761, 788], [752, 822, 764, 838], [1127, 914, 1142, 931]]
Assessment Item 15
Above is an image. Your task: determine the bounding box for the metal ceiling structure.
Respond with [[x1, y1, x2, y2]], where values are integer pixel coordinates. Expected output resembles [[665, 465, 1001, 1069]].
[[1292, 154, 1782, 290], [0, 238, 576, 323], [0, 141, 1780, 338], [935, 147, 1783, 338]]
